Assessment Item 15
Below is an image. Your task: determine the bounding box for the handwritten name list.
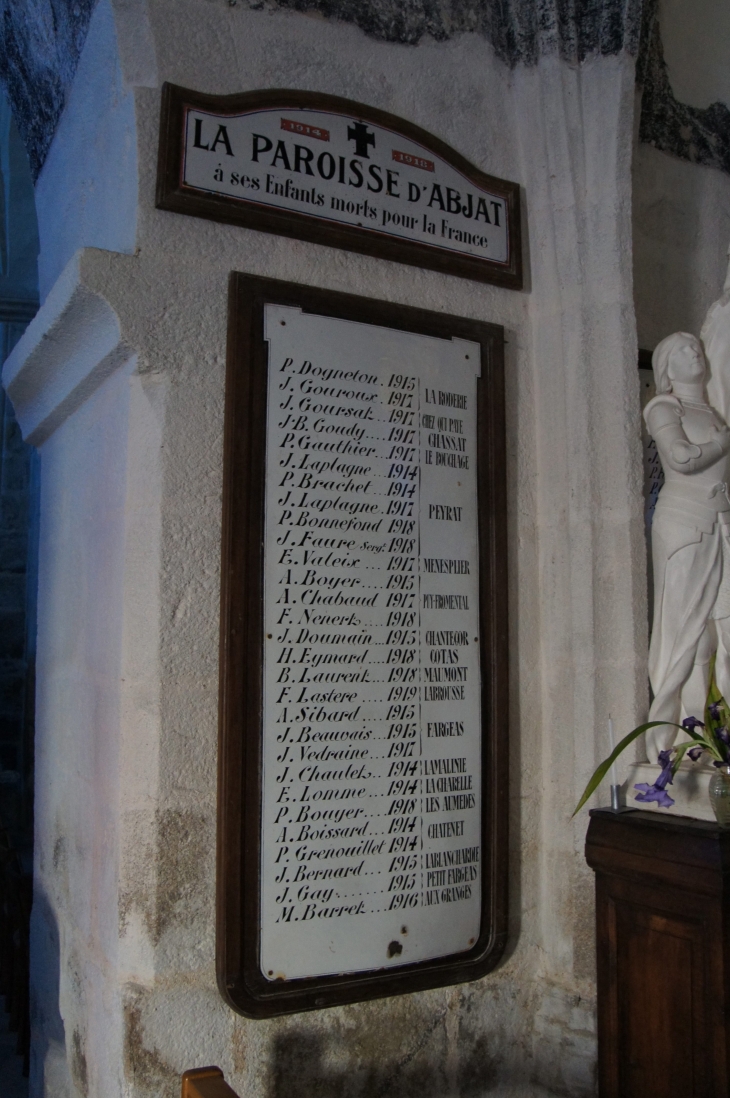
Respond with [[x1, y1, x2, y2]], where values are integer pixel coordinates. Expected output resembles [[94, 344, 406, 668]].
[[260, 306, 482, 979]]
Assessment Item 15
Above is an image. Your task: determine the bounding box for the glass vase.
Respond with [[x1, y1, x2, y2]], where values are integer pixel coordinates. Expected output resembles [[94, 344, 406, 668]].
[[709, 765, 730, 827]]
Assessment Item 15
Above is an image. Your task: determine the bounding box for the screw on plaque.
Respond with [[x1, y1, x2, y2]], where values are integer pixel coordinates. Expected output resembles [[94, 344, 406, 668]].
[[347, 121, 376, 159]]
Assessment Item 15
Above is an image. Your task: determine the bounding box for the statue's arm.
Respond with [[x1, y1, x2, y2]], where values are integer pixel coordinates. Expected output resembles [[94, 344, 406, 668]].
[[645, 397, 730, 474]]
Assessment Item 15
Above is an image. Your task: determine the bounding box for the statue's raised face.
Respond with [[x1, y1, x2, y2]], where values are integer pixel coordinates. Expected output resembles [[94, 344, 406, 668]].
[[667, 336, 705, 385]]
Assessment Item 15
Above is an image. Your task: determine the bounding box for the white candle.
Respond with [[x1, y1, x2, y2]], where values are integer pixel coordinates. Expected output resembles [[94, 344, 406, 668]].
[[608, 716, 619, 787]]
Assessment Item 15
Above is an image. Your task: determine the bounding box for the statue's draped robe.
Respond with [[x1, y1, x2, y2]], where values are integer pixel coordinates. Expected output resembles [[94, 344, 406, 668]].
[[704, 288, 730, 704], [646, 392, 730, 758]]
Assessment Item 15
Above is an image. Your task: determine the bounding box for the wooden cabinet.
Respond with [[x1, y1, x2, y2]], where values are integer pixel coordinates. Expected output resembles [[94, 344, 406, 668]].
[[585, 809, 730, 1097]]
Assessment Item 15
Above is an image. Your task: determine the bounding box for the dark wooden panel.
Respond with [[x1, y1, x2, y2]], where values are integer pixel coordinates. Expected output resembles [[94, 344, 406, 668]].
[[587, 809, 730, 1097], [586, 809, 730, 893], [181, 1067, 241, 1098], [616, 905, 703, 1096]]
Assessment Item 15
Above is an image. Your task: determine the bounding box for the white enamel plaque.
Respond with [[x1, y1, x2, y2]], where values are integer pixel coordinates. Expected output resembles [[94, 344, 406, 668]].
[[260, 305, 482, 980], [181, 105, 509, 265]]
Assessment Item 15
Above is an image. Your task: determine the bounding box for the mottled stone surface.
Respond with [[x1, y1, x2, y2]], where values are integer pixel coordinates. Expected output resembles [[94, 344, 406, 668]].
[[638, 0, 730, 176], [6, 0, 644, 1086], [0, 380, 34, 849], [242, 0, 645, 62], [0, 0, 648, 180], [0, 1005, 28, 1098], [3, 0, 729, 185], [0, 0, 98, 179]]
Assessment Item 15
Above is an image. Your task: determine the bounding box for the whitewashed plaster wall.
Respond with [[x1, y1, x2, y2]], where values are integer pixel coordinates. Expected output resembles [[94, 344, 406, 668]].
[[3, 0, 646, 1095], [633, 140, 730, 352], [633, 0, 730, 352], [658, 0, 730, 111], [33, 0, 138, 302]]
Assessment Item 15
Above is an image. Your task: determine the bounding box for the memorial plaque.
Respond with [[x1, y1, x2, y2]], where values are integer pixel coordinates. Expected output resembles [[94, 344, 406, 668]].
[[157, 85, 522, 288], [218, 275, 508, 1017]]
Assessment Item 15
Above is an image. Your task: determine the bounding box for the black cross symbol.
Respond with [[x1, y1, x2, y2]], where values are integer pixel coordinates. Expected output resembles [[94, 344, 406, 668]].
[[347, 121, 376, 159]]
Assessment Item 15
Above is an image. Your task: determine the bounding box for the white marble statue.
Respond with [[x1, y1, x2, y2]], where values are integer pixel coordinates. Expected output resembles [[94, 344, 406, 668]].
[[645, 277, 730, 761]]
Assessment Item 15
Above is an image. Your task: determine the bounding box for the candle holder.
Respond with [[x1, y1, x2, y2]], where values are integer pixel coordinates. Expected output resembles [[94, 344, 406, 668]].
[[608, 783, 633, 813]]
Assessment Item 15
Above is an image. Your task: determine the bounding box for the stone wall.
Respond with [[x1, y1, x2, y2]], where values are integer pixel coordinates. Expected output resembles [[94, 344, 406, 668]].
[[0, 0, 727, 1095], [5, 0, 730, 187], [0, 0, 97, 180], [0, 375, 33, 846], [633, 139, 730, 351], [0, 89, 39, 859], [1, 1, 652, 1095], [632, 0, 730, 353]]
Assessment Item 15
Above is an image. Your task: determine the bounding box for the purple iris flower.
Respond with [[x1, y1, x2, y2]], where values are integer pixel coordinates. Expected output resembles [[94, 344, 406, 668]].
[[656, 749, 674, 783], [634, 784, 676, 808], [709, 702, 723, 721], [688, 746, 705, 762], [714, 725, 730, 762], [682, 716, 705, 732], [634, 749, 676, 808]]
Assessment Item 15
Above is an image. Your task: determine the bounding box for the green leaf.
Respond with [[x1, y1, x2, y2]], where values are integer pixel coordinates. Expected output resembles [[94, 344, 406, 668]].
[[676, 725, 706, 743], [572, 721, 675, 817], [705, 653, 721, 728], [671, 740, 700, 773], [703, 655, 730, 761]]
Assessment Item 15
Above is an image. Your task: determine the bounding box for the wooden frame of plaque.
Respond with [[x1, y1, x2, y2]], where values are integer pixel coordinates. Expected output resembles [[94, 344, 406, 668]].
[[156, 84, 522, 289], [218, 274, 509, 1018]]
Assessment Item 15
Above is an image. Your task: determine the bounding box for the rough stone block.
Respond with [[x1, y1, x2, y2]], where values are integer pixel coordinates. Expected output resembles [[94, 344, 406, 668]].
[[0, 534, 28, 572], [0, 0, 97, 178], [0, 611, 26, 659], [0, 672, 24, 713], [0, 451, 30, 492], [0, 572, 26, 610], [0, 494, 28, 531], [0, 740, 18, 769], [0, 716, 23, 744]]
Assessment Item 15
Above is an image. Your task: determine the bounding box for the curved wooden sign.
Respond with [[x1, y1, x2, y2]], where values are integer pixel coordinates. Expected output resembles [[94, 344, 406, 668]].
[[156, 85, 522, 288]]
